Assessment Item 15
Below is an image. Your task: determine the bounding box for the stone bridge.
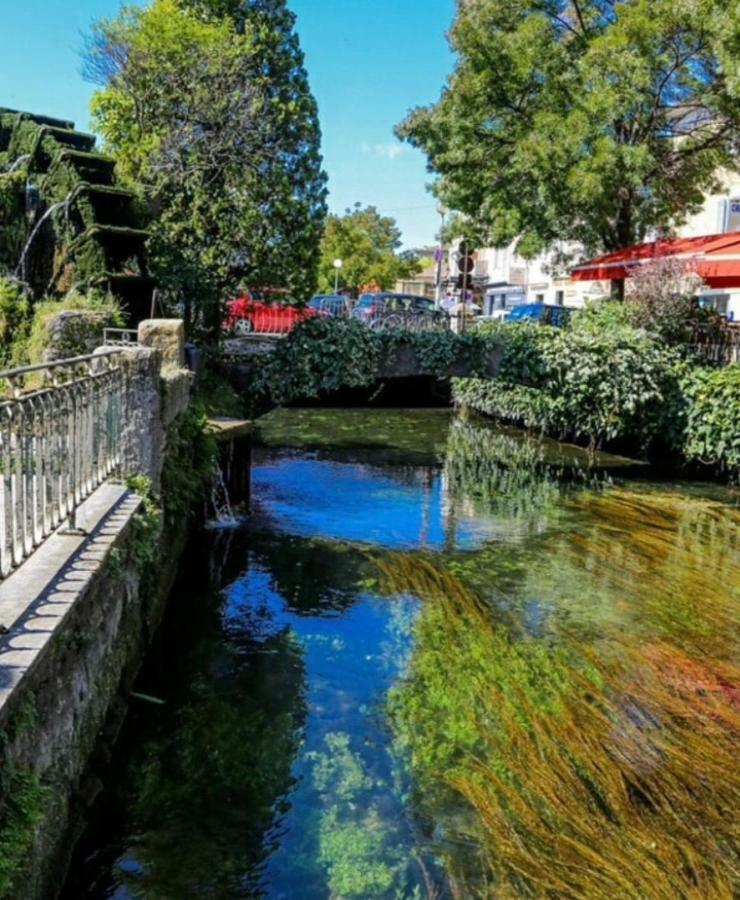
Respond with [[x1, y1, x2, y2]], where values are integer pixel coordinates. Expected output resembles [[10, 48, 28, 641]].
[[221, 333, 504, 383]]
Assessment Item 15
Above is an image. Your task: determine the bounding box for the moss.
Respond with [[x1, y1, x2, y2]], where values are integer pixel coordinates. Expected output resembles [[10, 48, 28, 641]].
[[0, 766, 48, 897], [1, 110, 152, 308], [160, 404, 219, 526], [125, 475, 164, 570], [195, 367, 246, 419], [20, 289, 123, 364], [0, 277, 30, 365], [0, 172, 26, 272]]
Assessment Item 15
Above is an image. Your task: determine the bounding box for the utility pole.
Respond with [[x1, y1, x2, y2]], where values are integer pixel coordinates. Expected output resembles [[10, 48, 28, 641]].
[[435, 203, 447, 306], [456, 242, 475, 334]]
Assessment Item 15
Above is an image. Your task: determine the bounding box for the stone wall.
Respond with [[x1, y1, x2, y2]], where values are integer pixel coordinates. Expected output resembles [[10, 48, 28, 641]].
[[0, 319, 196, 899], [0, 489, 188, 900], [40, 310, 117, 363]]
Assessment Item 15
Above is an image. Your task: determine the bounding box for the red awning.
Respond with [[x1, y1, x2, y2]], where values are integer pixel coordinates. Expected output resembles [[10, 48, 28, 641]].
[[571, 231, 740, 289]]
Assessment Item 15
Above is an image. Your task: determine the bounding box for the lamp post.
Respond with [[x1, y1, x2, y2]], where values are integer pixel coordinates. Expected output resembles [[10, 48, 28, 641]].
[[333, 258, 343, 293]]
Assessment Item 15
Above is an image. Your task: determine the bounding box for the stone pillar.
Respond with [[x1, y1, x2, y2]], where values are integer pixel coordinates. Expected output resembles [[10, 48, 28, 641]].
[[137, 319, 186, 369]]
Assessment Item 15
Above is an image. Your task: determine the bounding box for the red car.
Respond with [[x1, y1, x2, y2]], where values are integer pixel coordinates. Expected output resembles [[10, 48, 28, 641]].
[[224, 290, 320, 335]]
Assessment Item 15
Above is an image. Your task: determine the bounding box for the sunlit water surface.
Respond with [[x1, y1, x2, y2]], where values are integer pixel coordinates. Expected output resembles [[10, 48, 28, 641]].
[[62, 409, 740, 899]]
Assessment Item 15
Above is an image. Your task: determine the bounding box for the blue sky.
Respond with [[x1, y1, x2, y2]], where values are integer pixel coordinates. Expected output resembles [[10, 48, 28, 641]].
[[1, 0, 455, 248]]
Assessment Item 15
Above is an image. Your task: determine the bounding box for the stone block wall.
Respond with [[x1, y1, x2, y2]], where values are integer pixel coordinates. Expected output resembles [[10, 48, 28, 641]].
[[0, 318, 196, 899], [116, 320, 193, 492]]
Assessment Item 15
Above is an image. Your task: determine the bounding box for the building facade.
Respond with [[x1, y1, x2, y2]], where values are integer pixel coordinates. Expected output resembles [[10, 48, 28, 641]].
[[443, 170, 740, 317]]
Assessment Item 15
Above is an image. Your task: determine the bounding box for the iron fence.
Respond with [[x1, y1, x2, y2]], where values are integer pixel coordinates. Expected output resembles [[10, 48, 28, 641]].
[[689, 324, 740, 366], [365, 310, 451, 333], [224, 302, 450, 338], [0, 350, 124, 579], [103, 328, 140, 347]]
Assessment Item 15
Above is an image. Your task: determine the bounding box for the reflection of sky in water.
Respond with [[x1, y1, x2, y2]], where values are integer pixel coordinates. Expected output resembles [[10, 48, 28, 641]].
[[224, 560, 421, 898], [252, 457, 544, 550]]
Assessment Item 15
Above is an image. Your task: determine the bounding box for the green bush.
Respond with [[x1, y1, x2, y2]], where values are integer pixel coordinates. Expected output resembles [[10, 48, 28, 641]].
[[543, 324, 682, 448], [0, 277, 30, 365], [456, 308, 683, 451], [252, 317, 502, 407], [255, 317, 381, 405], [452, 378, 557, 432], [682, 365, 740, 474], [22, 290, 123, 364]]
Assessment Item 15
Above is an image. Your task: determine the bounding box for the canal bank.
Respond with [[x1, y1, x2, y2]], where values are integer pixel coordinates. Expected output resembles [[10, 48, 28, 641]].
[[59, 408, 740, 899], [0, 323, 230, 900]]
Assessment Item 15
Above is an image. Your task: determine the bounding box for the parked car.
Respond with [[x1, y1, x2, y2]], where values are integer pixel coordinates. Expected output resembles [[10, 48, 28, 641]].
[[352, 293, 448, 330], [224, 290, 320, 335], [308, 294, 352, 317], [507, 303, 571, 327]]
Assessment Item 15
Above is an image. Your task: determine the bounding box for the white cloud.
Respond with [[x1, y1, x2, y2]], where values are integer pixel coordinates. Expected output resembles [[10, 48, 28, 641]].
[[361, 142, 408, 161]]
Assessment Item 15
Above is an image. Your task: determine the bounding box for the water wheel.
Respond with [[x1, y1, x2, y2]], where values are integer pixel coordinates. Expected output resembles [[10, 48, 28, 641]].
[[0, 107, 155, 325]]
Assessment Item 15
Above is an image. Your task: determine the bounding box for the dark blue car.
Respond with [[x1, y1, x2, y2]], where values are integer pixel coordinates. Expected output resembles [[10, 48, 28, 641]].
[[308, 294, 352, 317], [508, 303, 571, 327]]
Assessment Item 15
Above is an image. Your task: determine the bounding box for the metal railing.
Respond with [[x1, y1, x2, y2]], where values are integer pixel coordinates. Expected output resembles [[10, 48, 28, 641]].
[[689, 323, 740, 366], [0, 350, 124, 579], [364, 310, 451, 333], [103, 327, 140, 347], [224, 301, 451, 338]]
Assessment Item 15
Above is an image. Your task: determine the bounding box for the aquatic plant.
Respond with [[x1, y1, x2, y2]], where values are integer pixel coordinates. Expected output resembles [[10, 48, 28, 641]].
[[309, 731, 408, 898], [380, 515, 740, 899]]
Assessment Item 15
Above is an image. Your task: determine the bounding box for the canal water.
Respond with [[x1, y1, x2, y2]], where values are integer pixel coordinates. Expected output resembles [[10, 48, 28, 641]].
[[62, 409, 740, 899]]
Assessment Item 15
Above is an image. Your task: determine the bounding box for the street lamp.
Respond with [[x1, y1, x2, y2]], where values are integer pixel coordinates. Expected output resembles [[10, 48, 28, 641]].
[[333, 258, 343, 293]]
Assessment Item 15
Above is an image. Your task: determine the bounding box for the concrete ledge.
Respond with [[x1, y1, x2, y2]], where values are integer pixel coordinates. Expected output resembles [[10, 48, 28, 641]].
[[207, 417, 252, 441], [0, 483, 142, 719]]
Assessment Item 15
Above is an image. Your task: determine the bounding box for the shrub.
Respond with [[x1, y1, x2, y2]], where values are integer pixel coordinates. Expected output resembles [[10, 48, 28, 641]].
[[22, 290, 123, 364], [542, 323, 682, 449], [253, 317, 502, 406], [452, 378, 557, 432], [0, 277, 30, 365], [255, 317, 381, 405], [682, 365, 740, 475], [456, 308, 683, 451], [626, 257, 708, 345]]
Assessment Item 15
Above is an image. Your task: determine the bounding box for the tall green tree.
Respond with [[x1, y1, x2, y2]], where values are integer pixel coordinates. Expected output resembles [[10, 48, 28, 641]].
[[84, 0, 326, 333], [398, 0, 740, 266], [317, 205, 419, 296]]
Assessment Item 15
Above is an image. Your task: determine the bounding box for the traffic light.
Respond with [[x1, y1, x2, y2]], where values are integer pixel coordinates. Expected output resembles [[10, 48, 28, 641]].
[[456, 243, 476, 290]]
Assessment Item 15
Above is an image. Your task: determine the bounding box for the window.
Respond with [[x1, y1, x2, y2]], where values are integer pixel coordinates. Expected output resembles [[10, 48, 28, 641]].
[[698, 294, 729, 316], [555, 290, 565, 306], [535, 293, 545, 303]]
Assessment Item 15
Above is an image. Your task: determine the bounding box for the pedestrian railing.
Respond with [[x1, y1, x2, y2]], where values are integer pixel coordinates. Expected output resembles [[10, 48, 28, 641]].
[[224, 304, 450, 339], [0, 350, 124, 579], [365, 311, 451, 333], [103, 328, 140, 347]]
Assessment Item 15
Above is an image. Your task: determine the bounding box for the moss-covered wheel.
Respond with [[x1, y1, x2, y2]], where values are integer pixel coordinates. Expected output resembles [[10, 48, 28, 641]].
[[0, 108, 155, 325]]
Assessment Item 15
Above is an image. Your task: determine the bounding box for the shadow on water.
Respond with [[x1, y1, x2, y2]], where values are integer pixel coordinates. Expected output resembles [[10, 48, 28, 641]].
[[61, 528, 309, 899], [61, 409, 740, 899]]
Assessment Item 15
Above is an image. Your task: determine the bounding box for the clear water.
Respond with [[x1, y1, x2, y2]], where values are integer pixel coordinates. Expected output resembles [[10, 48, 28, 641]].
[[62, 409, 740, 899]]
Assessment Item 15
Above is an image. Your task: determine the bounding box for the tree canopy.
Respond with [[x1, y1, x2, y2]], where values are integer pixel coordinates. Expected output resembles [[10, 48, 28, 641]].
[[317, 205, 420, 296], [85, 0, 327, 332], [397, 0, 740, 260]]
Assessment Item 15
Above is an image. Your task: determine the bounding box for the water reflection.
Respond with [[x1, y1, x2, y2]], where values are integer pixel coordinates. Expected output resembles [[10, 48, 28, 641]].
[[62, 410, 740, 899]]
